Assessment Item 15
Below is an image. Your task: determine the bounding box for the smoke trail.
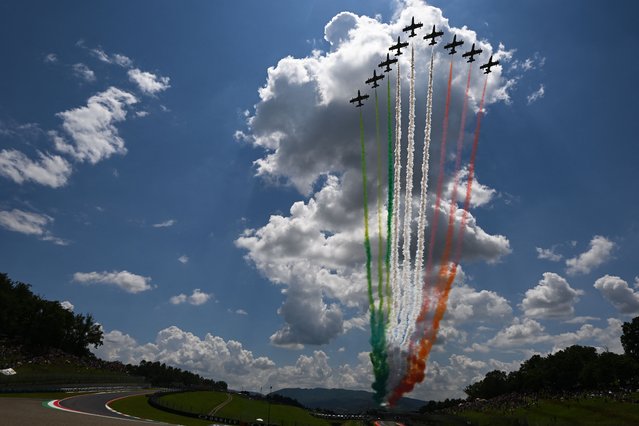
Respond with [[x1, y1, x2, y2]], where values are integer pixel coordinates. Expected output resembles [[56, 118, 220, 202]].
[[359, 109, 374, 313], [388, 76, 489, 405], [385, 73, 393, 319], [373, 88, 390, 403], [418, 59, 454, 321], [387, 62, 403, 390], [409, 50, 435, 344], [431, 63, 473, 297], [398, 45, 417, 347], [375, 89, 385, 315]]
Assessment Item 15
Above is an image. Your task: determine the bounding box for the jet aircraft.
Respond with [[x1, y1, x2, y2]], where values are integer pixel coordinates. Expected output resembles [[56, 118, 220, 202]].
[[389, 36, 409, 56], [479, 55, 500, 74], [444, 34, 464, 54], [378, 53, 398, 73], [462, 43, 483, 63], [402, 17, 423, 38], [365, 70, 385, 88], [423, 25, 444, 45], [350, 90, 369, 107]]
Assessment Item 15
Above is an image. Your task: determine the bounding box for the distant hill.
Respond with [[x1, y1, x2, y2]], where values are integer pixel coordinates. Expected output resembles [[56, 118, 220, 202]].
[[273, 387, 426, 413]]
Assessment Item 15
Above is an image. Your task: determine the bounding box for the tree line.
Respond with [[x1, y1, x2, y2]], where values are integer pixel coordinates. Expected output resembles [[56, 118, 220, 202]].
[[0, 272, 103, 356], [0, 273, 229, 390], [464, 317, 639, 399], [126, 360, 228, 390]]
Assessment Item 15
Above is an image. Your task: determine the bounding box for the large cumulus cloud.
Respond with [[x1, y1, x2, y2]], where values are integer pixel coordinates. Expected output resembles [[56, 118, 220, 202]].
[[236, 1, 516, 347]]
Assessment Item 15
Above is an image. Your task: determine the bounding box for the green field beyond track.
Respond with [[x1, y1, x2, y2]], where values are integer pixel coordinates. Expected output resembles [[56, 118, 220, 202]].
[[158, 391, 330, 425], [459, 397, 639, 426]]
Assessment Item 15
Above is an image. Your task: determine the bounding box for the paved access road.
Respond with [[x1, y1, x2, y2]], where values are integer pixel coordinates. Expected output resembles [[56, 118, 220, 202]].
[[0, 391, 158, 426]]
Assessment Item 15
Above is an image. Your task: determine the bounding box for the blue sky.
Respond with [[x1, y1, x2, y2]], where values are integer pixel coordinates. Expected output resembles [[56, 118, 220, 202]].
[[1, 0, 638, 400]]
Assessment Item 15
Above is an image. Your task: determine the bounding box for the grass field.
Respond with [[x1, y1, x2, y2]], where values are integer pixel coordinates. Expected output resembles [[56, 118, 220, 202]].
[[158, 391, 330, 425], [110, 394, 212, 426], [459, 397, 639, 426]]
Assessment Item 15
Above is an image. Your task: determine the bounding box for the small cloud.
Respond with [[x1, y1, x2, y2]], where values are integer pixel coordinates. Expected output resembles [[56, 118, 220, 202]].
[[170, 289, 212, 306], [527, 84, 545, 104], [73, 270, 153, 294], [60, 300, 74, 312], [337, 347, 345, 352], [564, 316, 600, 324], [178, 255, 189, 264], [112, 54, 133, 67], [536, 246, 562, 262], [566, 235, 615, 276], [72, 63, 96, 82], [152, 219, 176, 228], [0, 208, 67, 245], [0, 149, 72, 188], [135, 111, 149, 118], [128, 69, 170, 96], [235, 309, 248, 315], [44, 53, 58, 63]]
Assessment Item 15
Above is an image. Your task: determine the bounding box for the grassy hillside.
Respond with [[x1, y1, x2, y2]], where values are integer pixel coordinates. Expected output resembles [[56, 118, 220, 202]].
[[157, 390, 330, 425]]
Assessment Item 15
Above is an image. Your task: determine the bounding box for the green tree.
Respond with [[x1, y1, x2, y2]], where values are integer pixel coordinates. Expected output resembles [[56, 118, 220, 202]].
[[621, 316, 639, 361]]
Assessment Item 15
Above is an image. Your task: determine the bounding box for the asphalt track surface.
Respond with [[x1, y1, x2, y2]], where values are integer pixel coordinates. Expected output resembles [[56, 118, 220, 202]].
[[0, 391, 157, 425]]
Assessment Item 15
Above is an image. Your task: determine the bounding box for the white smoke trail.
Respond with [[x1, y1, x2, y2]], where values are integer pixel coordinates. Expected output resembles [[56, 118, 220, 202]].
[[386, 59, 404, 394], [407, 51, 435, 344], [389, 61, 403, 342], [398, 46, 417, 348]]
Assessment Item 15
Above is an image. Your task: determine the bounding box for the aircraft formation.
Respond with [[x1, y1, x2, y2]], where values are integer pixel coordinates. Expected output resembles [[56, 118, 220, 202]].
[[350, 17, 499, 107]]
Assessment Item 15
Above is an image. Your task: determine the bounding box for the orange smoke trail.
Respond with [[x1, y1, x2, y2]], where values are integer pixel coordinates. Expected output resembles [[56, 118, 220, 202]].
[[388, 75, 489, 406]]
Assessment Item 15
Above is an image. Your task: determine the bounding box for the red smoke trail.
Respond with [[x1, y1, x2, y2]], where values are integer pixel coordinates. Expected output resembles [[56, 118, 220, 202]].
[[417, 59, 453, 324], [433, 63, 473, 293], [388, 75, 488, 406]]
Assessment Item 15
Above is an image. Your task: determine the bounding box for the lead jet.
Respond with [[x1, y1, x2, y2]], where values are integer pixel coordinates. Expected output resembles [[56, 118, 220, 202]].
[[350, 90, 369, 107], [444, 34, 464, 54], [378, 53, 398, 73], [389, 36, 409, 56], [423, 25, 444, 45], [402, 17, 423, 38], [479, 55, 500, 74], [462, 43, 483, 63], [365, 69, 385, 88]]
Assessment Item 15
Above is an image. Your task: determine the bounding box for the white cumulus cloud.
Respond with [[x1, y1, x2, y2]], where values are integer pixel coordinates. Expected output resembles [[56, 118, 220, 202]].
[[128, 69, 170, 96], [566, 235, 615, 275], [521, 272, 584, 319], [594, 275, 639, 315], [0, 149, 72, 188], [73, 270, 152, 293], [170, 289, 212, 306], [60, 301, 74, 312], [51, 87, 138, 164], [536, 246, 563, 262]]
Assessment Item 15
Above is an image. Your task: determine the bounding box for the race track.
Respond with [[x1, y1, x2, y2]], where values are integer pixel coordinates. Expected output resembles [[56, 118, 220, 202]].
[[0, 391, 157, 425]]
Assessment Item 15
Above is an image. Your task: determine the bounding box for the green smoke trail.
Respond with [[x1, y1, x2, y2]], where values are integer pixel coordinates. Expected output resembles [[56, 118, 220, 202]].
[[360, 109, 373, 312], [375, 89, 384, 314], [363, 93, 388, 405], [385, 74, 393, 320]]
